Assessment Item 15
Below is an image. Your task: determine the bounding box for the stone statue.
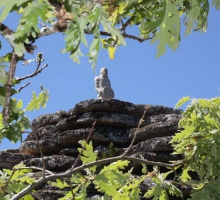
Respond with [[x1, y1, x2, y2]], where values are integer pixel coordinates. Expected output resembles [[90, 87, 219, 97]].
[[94, 68, 115, 99]]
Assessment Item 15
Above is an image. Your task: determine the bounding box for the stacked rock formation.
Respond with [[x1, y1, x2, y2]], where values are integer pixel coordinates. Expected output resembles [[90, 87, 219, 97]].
[[0, 149, 31, 170], [1, 99, 187, 199]]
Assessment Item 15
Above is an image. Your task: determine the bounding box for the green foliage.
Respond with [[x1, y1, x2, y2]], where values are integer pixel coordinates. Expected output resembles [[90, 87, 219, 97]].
[[0, 164, 35, 200], [62, 19, 83, 64], [212, 0, 220, 9], [13, 1, 51, 56], [150, 0, 180, 58], [49, 179, 69, 189], [171, 97, 220, 199], [0, 0, 31, 22], [25, 85, 49, 111], [144, 169, 182, 200], [0, 0, 216, 63], [78, 140, 98, 174], [0, 85, 49, 143], [175, 95, 190, 109], [183, 0, 209, 36]]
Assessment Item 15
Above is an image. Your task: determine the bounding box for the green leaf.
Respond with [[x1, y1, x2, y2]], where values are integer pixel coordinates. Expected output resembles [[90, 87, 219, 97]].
[[0, 53, 12, 63], [108, 46, 116, 59], [144, 183, 164, 199], [78, 140, 98, 163], [14, 43, 26, 57], [78, 16, 88, 47], [23, 194, 34, 200], [87, 4, 103, 31], [49, 179, 69, 189], [62, 18, 84, 64], [94, 160, 131, 198], [25, 85, 49, 111], [141, 163, 147, 174], [78, 140, 98, 173], [14, 1, 50, 43], [138, 1, 167, 39], [184, 0, 209, 36], [0, 0, 31, 22], [212, 0, 220, 9], [151, 0, 180, 57], [175, 96, 190, 109], [181, 167, 192, 182], [101, 17, 126, 46], [87, 31, 100, 69]]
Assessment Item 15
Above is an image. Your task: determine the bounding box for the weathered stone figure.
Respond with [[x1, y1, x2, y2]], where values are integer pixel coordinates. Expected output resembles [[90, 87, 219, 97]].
[[94, 68, 115, 99]]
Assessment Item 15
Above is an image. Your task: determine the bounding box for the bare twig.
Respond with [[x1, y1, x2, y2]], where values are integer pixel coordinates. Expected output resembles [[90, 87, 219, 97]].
[[68, 178, 75, 200], [16, 166, 54, 175], [3, 52, 17, 124], [38, 21, 46, 27], [71, 121, 96, 169], [33, 130, 46, 179], [99, 31, 151, 43], [18, 82, 31, 92], [122, 33, 152, 43], [122, 106, 149, 157], [16, 64, 48, 82], [119, 16, 135, 32]]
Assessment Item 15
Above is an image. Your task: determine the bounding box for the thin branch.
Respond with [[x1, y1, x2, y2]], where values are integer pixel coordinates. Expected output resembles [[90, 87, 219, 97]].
[[71, 121, 96, 169], [16, 166, 54, 175], [11, 155, 184, 200], [17, 82, 31, 93], [99, 31, 151, 43], [16, 64, 48, 82], [38, 21, 46, 27], [119, 16, 135, 32], [122, 33, 152, 43], [68, 178, 75, 200], [32, 129, 46, 179], [3, 52, 17, 125], [122, 106, 149, 157]]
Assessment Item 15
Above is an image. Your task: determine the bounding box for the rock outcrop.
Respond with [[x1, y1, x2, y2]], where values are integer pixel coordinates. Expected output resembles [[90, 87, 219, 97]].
[[1, 99, 186, 199]]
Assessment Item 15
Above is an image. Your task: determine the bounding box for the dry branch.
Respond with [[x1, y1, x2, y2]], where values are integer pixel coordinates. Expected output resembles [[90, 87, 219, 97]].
[[18, 82, 31, 93], [16, 64, 48, 82]]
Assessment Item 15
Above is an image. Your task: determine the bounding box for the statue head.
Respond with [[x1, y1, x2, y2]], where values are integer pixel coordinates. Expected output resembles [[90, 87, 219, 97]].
[[100, 68, 108, 77]]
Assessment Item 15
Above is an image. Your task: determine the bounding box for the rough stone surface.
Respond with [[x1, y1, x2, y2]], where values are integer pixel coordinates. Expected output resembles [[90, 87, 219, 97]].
[[20, 139, 63, 155], [128, 120, 179, 143], [23, 155, 76, 172], [0, 151, 32, 169], [32, 110, 69, 128], [0, 99, 186, 199], [135, 136, 173, 152], [68, 99, 181, 115], [77, 112, 138, 127], [57, 127, 129, 147]]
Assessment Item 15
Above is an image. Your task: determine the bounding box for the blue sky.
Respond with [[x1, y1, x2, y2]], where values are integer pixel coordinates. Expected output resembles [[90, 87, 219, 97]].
[[0, 6, 220, 150]]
